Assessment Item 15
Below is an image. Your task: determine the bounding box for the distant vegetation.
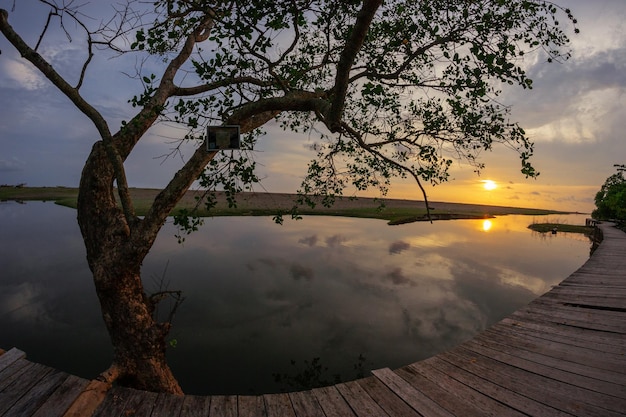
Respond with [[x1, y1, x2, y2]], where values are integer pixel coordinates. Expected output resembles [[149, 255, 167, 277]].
[[528, 222, 594, 237], [593, 164, 626, 226], [0, 185, 567, 225]]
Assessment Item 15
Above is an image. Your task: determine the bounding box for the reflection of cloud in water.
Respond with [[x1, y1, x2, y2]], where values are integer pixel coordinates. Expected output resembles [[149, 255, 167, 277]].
[[406, 232, 468, 248], [385, 267, 415, 286], [246, 257, 315, 281], [0, 282, 50, 323], [389, 240, 410, 254], [290, 264, 314, 281], [449, 258, 537, 327], [325, 234, 347, 247], [1, 205, 592, 394], [298, 235, 318, 247]]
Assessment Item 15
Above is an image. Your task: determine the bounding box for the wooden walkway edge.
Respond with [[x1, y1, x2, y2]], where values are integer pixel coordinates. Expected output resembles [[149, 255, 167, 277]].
[[2, 223, 625, 416]]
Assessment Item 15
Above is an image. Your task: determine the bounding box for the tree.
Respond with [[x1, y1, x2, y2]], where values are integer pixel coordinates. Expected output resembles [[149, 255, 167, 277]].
[[593, 164, 626, 221], [0, 0, 577, 394]]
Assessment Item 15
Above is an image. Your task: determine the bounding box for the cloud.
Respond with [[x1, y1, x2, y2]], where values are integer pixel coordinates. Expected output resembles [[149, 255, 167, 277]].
[[389, 240, 410, 254], [0, 157, 24, 172], [298, 235, 318, 247], [290, 264, 314, 281], [325, 234, 347, 247], [0, 59, 47, 91], [385, 267, 414, 286]]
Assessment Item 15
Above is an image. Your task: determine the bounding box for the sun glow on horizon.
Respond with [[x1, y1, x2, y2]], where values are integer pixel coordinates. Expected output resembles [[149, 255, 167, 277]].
[[483, 180, 497, 191]]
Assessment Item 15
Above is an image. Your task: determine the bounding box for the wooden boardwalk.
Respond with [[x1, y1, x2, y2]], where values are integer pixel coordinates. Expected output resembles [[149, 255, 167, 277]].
[[1, 222, 625, 416]]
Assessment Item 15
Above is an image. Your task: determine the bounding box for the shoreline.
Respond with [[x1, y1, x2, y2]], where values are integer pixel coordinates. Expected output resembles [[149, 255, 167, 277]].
[[0, 186, 575, 224]]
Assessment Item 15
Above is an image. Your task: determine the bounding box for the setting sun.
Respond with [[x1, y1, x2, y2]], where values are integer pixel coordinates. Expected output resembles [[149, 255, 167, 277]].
[[483, 180, 497, 191]]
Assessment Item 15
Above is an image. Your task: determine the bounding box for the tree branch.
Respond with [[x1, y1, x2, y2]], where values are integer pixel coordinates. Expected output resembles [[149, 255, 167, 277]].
[[327, 0, 382, 131]]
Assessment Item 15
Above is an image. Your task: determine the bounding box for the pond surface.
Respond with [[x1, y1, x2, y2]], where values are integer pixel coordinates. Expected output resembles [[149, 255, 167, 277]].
[[0, 201, 591, 394]]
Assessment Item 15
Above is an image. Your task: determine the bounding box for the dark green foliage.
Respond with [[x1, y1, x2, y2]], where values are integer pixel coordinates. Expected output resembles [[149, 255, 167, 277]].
[[593, 165, 626, 221], [134, 0, 576, 235]]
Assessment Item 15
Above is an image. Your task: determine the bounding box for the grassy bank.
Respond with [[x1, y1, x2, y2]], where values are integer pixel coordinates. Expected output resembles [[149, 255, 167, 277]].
[[1, 186, 570, 224], [528, 222, 595, 237]]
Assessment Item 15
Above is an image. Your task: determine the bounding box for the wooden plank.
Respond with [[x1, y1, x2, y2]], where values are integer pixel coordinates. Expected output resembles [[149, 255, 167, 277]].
[[467, 330, 626, 388], [31, 375, 90, 417], [263, 393, 295, 417], [407, 361, 526, 417], [335, 380, 389, 417], [91, 386, 132, 417], [550, 285, 626, 296], [0, 362, 52, 415], [489, 319, 626, 357], [457, 343, 626, 415], [371, 368, 453, 417], [237, 395, 266, 417], [512, 306, 625, 333], [0, 348, 26, 373], [180, 395, 211, 417], [117, 390, 159, 417], [356, 376, 420, 417], [3, 370, 68, 417], [529, 298, 626, 320], [288, 390, 325, 417], [209, 395, 237, 417], [150, 393, 186, 417], [540, 292, 626, 310], [0, 359, 33, 392], [430, 354, 572, 417], [449, 346, 624, 417], [499, 316, 626, 352], [478, 326, 626, 373], [62, 379, 111, 417], [92, 386, 158, 417], [393, 365, 489, 417], [312, 385, 357, 417]]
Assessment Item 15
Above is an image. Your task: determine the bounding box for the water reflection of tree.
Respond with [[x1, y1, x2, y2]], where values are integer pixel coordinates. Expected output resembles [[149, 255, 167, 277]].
[[273, 354, 368, 392]]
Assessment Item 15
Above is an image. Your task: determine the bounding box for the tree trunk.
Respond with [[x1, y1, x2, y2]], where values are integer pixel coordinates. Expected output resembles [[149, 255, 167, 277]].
[[77, 141, 183, 394]]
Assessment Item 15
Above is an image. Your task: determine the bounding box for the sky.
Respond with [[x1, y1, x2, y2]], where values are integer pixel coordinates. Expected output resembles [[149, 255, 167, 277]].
[[1, 0, 625, 213]]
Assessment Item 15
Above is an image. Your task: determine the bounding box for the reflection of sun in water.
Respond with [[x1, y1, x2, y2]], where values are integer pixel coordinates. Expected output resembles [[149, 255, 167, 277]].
[[483, 180, 497, 190], [482, 219, 493, 232]]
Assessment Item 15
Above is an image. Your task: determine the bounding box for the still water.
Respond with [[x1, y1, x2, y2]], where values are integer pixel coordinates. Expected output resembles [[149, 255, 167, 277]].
[[0, 201, 591, 394]]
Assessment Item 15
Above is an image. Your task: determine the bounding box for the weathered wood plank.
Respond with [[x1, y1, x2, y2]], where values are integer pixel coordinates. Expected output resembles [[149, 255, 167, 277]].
[[478, 326, 626, 373], [430, 354, 572, 417], [62, 379, 111, 417], [150, 393, 186, 417], [371, 368, 453, 417], [407, 361, 526, 417], [335, 380, 389, 417], [490, 319, 626, 357], [0, 348, 26, 373], [312, 385, 357, 417], [2, 370, 68, 417], [208, 395, 237, 417], [0, 359, 33, 393], [467, 329, 626, 388], [263, 393, 295, 417], [288, 390, 325, 417], [456, 344, 626, 415], [0, 362, 52, 415], [237, 395, 266, 417], [499, 316, 626, 352], [180, 394, 211, 417], [356, 376, 420, 417], [512, 305, 626, 333], [396, 365, 489, 417], [449, 346, 624, 417], [31, 375, 90, 417], [91, 386, 132, 417]]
